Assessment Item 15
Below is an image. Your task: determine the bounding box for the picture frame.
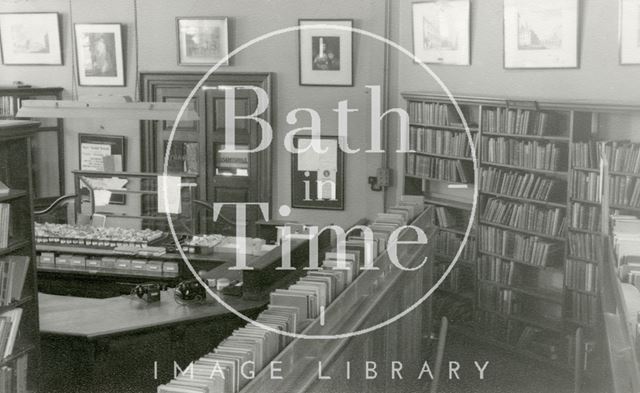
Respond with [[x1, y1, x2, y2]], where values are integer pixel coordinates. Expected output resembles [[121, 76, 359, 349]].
[[0, 13, 62, 65], [620, 0, 640, 64], [299, 19, 353, 86], [291, 135, 344, 210], [503, 0, 579, 69], [78, 134, 127, 205], [412, 0, 471, 65], [176, 17, 229, 65], [74, 24, 125, 86]]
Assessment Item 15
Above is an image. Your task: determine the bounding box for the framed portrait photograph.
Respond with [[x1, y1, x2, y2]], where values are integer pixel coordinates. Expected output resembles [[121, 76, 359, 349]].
[[0, 13, 62, 65], [299, 19, 353, 86], [620, 0, 640, 64], [74, 24, 125, 86], [412, 0, 471, 65], [177, 17, 229, 65], [291, 135, 344, 210], [503, 0, 579, 69]]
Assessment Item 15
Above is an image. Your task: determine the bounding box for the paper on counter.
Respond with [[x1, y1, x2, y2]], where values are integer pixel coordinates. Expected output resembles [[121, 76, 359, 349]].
[[158, 175, 182, 214]]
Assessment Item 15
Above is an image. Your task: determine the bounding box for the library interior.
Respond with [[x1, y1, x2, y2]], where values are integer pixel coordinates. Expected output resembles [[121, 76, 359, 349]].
[[0, 0, 639, 392]]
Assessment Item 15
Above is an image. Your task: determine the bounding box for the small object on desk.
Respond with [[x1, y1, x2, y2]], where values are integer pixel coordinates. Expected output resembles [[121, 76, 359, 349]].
[[174, 279, 206, 304], [133, 283, 161, 303]]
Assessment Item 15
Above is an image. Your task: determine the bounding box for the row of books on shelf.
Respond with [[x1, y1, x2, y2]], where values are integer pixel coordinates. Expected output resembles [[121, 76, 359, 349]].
[[408, 127, 475, 157], [478, 284, 518, 314], [406, 155, 472, 183], [481, 108, 551, 136], [407, 102, 458, 126], [480, 226, 562, 267], [568, 233, 603, 262], [0, 204, 9, 249], [571, 172, 601, 203], [0, 354, 27, 393], [0, 309, 21, 360], [435, 263, 472, 292], [575, 140, 640, 173], [611, 214, 640, 287], [481, 197, 567, 237], [609, 175, 640, 208], [481, 137, 565, 171], [568, 291, 598, 326], [565, 259, 597, 293], [433, 206, 471, 229], [434, 231, 476, 261], [570, 202, 601, 232], [478, 256, 515, 285], [481, 167, 563, 202], [0, 256, 29, 306], [0, 97, 17, 118]]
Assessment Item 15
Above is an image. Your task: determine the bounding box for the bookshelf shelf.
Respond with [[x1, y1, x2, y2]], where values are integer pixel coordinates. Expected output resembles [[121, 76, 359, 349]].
[[405, 173, 473, 186], [0, 240, 31, 257], [412, 151, 474, 162], [0, 345, 35, 367], [478, 250, 554, 270], [0, 190, 27, 203], [435, 253, 475, 267], [573, 166, 600, 173], [0, 296, 34, 314], [409, 122, 479, 132], [482, 132, 569, 142], [568, 227, 601, 235], [570, 198, 601, 206], [479, 190, 566, 209], [479, 221, 566, 242], [482, 161, 568, 178], [567, 255, 599, 265], [437, 225, 476, 237], [610, 204, 640, 214], [478, 280, 563, 304], [423, 195, 473, 211], [565, 287, 597, 297], [610, 170, 640, 178]]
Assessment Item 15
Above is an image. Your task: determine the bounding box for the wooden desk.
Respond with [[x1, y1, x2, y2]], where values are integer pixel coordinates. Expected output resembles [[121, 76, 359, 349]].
[[39, 288, 266, 393]]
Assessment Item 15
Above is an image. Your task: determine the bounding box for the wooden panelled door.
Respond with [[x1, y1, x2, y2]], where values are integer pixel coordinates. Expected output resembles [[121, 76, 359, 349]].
[[140, 73, 272, 236]]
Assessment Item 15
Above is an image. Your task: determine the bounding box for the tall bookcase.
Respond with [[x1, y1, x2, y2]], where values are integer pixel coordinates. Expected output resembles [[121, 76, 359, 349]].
[[0, 87, 65, 209], [402, 92, 640, 373], [0, 120, 42, 392]]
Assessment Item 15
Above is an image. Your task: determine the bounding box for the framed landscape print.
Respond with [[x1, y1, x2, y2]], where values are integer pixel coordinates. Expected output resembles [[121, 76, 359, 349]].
[[620, 0, 640, 64], [291, 135, 344, 210], [503, 0, 579, 69], [0, 13, 62, 65], [299, 19, 353, 86], [74, 24, 125, 86], [177, 17, 229, 65], [412, 0, 471, 65]]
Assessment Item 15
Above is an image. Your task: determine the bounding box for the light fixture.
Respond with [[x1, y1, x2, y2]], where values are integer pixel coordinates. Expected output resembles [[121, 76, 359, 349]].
[[16, 98, 199, 121]]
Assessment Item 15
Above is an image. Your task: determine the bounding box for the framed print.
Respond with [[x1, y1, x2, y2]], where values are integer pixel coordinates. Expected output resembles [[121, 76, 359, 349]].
[[79, 134, 127, 204], [0, 13, 62, 65], [620, 0, 640, 64], [74, 24, 125, 86], [291, 135, 344, 210], [299, 19, 353, 86], [412, 0, 471, 65], [503, 0, 579, 69], [177, 17, 229, 65]]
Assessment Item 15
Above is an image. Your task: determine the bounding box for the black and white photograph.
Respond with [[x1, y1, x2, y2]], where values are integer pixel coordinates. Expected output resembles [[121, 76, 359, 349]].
[[299, 19, 353, 85], [412, 0, 470, 65], [177, 17, 229, 65], [74, 24, 124, 86], [0, 12, 62, 65], [0, 1, 639, 393], [504, 0, 579, 68]]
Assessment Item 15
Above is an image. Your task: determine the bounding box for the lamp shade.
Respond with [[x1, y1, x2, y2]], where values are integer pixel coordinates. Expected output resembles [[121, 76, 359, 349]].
[[16, 100, 199, 121]]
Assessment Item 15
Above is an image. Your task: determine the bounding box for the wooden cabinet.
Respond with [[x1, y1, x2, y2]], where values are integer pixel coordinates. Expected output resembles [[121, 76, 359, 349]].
[[140, 73, 273, 235]]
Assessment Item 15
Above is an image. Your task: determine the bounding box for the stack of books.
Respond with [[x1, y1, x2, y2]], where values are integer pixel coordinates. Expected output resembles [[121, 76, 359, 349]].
[[606, 141, 640, 173], [609, 175, 640, 208], [0, 204, 9, 249], [572, 141, 605, 169]]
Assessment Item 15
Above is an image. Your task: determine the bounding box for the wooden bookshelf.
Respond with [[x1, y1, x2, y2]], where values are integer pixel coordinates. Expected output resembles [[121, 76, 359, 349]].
[[0, 120, 42, 392], [0, 87, 65, 210]]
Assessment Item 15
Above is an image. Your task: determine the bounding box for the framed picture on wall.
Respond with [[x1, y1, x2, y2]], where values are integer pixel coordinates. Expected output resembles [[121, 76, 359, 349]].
[[74, 24, 125, 86], [177, 17, 229, 65], [0, 13, 62, 65], [79, 133, 127, 205], [503, 0, 579, 69], [299, 19, 353, 86], [412, 0, 471, 65], [620, 0, 640, 64], [291, 135, 344, 210]]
